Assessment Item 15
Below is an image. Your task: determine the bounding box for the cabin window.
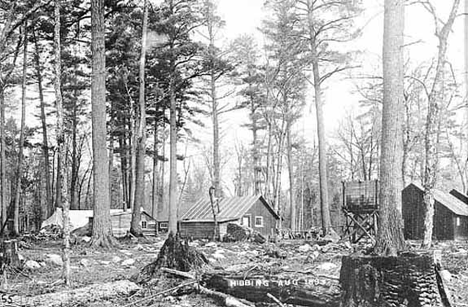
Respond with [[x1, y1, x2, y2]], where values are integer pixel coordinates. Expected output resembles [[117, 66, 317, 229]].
[[142, 221, 147, 229], [255, 216, 264, 227], [457, 217, 461, 227], [160, 222, 168, 229]]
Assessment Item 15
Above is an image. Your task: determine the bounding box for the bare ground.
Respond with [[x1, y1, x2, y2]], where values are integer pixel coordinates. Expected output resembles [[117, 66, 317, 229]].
[[3, 236, 468, 306]]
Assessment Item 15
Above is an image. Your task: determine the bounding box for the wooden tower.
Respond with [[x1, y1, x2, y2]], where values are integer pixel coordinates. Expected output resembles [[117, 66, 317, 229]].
[[342, 180, 379, 243]]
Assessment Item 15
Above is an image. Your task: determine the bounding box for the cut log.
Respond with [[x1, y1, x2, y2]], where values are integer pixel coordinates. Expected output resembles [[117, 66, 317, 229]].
[[161, 267, 254, 307], [340, 253, 449, 307], [201, 271, 340, 306], [10, 280, 140, 307]]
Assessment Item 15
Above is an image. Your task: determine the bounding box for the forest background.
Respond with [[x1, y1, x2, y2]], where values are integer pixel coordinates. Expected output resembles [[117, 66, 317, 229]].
[[1, 0, 466, 237]]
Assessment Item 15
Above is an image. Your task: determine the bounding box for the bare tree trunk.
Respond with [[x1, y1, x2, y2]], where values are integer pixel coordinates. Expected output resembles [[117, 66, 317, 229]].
[[465, 0, 468, 193], [160, 122, 166, 217], [168, 75, 178, 235], [131, 0, 149, 237], [264, 120, 273, 201], [151, 120, 159, 219], [306, 0, 331, 235], [130, 114, 136, 211], [33, 30, 53, 219], [251, 94, 261, 195], [70, 88, 79, 210], [375, 0, 405, 256], [422, 0, 460, 248], [287, 125, 296, 232], [207, 3, 221, 198], [402, 99, 411, 188], [90, 0, 114, 248], [108, 113, 115, 209], [12, 24, 28, 236], [0, 87, 6, 227], [119, 136, 129, 211], [54, 0, 71, 284]]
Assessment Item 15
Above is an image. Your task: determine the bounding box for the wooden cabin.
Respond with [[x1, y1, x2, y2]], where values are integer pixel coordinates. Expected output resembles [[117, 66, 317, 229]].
[[179, 195, 279, 240], [89, 210, 157, 237], [402, 183, 468, 241]]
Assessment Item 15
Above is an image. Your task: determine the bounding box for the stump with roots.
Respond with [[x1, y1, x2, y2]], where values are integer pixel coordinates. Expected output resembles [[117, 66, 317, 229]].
[[340, 252, 451, 307], [134, 232, 209, 284]]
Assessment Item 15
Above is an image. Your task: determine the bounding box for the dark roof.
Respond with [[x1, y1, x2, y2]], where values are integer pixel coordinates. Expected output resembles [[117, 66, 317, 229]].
[[181, 195, 279, 222], [450, 189, 468, 204], [406, 183, 468, 216]]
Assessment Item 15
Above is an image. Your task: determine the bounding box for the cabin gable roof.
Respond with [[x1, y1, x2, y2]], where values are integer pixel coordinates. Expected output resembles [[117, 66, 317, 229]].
[[181, 195, 279, 222]]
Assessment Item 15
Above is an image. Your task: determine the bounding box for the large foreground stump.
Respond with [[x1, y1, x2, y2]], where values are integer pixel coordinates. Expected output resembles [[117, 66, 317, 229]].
[[340, 253, 450, 307], [134, 233, 208, 283]]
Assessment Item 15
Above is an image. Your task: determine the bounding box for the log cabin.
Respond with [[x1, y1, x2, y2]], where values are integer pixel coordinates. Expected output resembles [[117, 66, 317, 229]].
[[179, 195, 279, 240], [402, 183, 468, 241]]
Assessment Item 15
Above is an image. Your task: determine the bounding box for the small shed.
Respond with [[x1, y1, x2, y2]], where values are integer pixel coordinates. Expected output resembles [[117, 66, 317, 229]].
[[179, 195, 279, 240], [89, 209, 157, 237], [402, 183, 468, 241]]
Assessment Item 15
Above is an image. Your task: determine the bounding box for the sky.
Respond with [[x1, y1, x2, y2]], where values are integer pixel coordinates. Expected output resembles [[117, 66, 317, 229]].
[[208, 0, 467, 194], [215, 0, 466, 140]]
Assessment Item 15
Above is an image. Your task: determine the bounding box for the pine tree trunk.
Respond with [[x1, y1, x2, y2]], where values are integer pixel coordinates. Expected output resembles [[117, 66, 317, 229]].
[[130, 115, 136, 212], [251, 93, 261, 195], [208, 3, 221, 198], [375, 0, 405, 255], [12, 23, 28, 236], [132, 0, 149, 237], [272, 128, 285, 229], [0, 87, 6, 228], [90, 0, 114, 248], [54, 0, 71, 285], [119, 136, 129, 211], [152, 120, 159, 220], [70, 90, 78, 210], [465, 0, 468, 194], [287, 126, 296, 232], [33, 30, 53, 220], [168, 75, 178, 235], [306, 0, 331, 235]]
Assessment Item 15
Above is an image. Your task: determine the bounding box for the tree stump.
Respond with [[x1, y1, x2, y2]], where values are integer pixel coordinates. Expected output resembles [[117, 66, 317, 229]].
[[134, 233, 208, 283], [2, 239, 21, 269], [340, 253, 449, 307]]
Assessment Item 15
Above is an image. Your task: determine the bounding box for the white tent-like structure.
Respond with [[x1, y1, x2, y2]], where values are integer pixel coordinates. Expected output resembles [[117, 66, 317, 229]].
[[41, 209, 124, 231]]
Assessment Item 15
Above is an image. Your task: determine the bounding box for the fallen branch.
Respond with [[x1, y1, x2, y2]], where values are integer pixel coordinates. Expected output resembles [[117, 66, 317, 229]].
[[267, 293, 285, 307], [198, 285, 254, 307], [123, 281, 197, 307], [161, 267, 196, 279]]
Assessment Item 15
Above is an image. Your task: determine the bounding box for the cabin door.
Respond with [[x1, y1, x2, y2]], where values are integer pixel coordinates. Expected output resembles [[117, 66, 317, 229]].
[[454, 215, 468, 240], [242, 215, 251, 227]]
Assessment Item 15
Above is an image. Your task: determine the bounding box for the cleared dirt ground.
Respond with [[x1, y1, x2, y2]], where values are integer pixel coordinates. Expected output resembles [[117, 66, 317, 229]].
[[5, 236, 468, 306]]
